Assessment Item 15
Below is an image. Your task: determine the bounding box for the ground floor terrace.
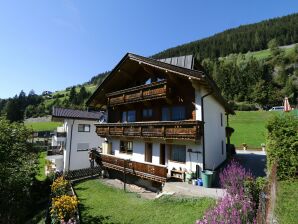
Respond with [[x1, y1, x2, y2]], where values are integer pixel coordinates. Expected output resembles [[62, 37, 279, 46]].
[[97, 138, 206, 185]]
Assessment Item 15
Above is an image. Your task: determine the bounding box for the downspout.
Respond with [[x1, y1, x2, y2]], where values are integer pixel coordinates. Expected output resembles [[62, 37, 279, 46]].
[[201, 90, 213, 171], [67, 119, 75, 171], [226, 114, 230, 145]]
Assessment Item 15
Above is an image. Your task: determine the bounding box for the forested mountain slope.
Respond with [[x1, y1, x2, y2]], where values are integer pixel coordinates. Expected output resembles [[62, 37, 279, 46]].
[[153, 13, 298, 60]]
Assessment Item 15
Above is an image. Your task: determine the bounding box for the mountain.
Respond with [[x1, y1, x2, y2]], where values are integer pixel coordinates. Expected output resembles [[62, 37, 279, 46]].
[[152, 13, 298, 60]]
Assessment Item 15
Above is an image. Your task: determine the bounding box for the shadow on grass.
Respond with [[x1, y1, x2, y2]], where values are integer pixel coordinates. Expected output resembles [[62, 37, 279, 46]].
[[79, 203, 122, 224]]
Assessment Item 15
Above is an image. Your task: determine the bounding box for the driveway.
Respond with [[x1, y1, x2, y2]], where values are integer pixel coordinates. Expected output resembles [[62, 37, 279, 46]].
[[235, 150, 267, 177]]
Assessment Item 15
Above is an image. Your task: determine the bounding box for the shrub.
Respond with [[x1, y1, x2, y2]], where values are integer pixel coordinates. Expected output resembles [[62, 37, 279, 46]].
[[197, 160, 257, 223], [219, 159, 253, 195], [51, 176, 70, 197], [196, 194, 255, 224], [266, 113, 298, 180], [233, 102, 258, 111], [50, 195, 79, 223]]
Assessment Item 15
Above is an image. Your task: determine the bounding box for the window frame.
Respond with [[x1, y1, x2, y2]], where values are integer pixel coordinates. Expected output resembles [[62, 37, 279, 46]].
[[143, 108, 153, 118], [169, 144, 186, 163], [120, 140, 133, 154], [78, 124, 91, 132], [122, 110, 136, 122]]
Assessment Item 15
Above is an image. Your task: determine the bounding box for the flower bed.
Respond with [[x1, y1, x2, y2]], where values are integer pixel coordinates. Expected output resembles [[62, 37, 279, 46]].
[[50, 176, 79, 224], [196, 160, 266, 224]]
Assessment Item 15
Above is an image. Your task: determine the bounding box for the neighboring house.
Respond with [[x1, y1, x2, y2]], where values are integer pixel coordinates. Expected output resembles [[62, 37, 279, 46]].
[[46, 107, 105, 173], [86, 53, 234, 184]]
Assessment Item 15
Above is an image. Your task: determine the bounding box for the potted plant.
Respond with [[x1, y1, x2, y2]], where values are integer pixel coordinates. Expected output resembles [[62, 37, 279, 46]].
[[261, 143, 266, 151]]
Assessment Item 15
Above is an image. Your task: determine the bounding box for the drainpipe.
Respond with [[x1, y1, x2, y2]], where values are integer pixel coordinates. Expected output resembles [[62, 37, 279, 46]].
[[201, 90, 213, 171], [226, 114, 230, 145], [67, 119, 75, 171]]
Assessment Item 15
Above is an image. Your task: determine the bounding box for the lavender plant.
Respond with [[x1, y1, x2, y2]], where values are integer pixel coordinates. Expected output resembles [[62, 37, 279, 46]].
[[219, 159, 253, 195], [197, 160, 256, 224]]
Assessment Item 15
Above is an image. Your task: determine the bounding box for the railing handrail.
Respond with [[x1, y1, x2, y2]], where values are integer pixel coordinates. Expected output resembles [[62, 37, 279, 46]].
[[95, 119, 202, 127], [100, 153, 167, 169], [106, 80, 167, 97]]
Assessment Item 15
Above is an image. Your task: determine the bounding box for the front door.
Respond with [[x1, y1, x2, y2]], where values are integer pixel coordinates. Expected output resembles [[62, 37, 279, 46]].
[[160, 144, 165, 165], [145, 143, 152, 163]]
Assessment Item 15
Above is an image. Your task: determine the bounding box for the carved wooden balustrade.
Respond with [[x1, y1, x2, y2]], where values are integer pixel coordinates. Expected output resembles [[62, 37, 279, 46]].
[[107, 80, 168, 106], [99, 153, 167, 183], [95, 120, 202, 141]]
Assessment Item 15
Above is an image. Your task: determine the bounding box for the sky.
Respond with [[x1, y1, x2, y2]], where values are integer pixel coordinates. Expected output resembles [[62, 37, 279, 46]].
[[0, 0, 298, 99]]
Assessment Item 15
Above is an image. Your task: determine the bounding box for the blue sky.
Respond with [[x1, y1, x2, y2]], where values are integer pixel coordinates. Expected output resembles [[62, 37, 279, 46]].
[[0, 0, 298, 98]]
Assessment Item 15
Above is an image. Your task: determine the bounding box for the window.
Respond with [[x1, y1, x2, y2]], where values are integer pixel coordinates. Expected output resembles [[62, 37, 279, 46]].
[[77, 143, 89, 152], [120, 141, 133, 154], [78, 124, 90, 132], [171, 145, 186, 163], [220, 113, 223, 127], [172, 106, 185, 121], [122, 111, 127, 122], [122, 110, 136, 122], [162, 107, 170, 121], [143, 108, 153, 118]]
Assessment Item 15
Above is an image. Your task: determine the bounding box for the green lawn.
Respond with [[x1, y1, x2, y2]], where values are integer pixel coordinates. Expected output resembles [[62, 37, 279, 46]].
[[229, 111, 278, 148], [25, 121, 62, 131], [74, 179, 215, 224], [275, 180, 298, 224], [36, 151, 47, 181]]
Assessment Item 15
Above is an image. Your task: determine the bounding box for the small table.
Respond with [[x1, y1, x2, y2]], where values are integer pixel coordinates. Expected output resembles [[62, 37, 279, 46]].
[[170, 169, 186, 182]]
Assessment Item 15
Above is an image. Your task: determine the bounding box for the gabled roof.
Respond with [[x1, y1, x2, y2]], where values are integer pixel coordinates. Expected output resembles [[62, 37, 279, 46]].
[[157, 55, 194, 69], [86, 53, 234, 114], [52, 107, 103, 121]]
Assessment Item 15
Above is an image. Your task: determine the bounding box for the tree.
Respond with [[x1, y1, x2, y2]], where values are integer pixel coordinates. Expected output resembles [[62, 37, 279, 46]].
[[77, 86, 89, 104], [69, 87, 77, 105], [5, 96, 23, 122], [0, 117, 38, 223]]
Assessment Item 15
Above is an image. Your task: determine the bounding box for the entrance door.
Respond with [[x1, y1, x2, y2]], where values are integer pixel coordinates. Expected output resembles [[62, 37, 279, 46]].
[[160, 144, 165, 165], [145, 143, 152, 163]]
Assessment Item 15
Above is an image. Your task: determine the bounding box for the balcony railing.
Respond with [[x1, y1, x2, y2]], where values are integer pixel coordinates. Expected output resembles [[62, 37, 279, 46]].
[[99, 153, 167, 183], [107, 80, 168, 106], [47, 146, 63, 156], [95, 120, 202, 141]]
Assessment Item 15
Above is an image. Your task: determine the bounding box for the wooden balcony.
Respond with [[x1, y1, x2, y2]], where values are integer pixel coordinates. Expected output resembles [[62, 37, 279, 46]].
[[99, 153, 167, 183], [95, 120, 202, 141], [107, 80, 168, 106]]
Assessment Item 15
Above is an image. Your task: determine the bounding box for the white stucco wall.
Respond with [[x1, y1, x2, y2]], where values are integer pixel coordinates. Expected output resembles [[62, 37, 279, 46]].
[[203, 93, 226, 169], [64, 119, 104, 171], [108, 138, 202, 174], [193, 83, 227, 170]]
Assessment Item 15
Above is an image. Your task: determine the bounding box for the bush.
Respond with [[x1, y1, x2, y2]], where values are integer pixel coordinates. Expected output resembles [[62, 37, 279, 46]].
[[51, 176, 70, 197], [219, 159, 253, 195], [266, 113, 298, 180], [197, 160, 256, 223], [50, 195, 79, 223], [233, 102, 258, 111]]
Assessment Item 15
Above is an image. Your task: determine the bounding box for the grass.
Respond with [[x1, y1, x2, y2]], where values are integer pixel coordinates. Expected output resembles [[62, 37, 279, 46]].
[[36, 151, 47, 181], [25, 121, 62, 131], [275, 180, 298, 224], [246, 45, 295, 60], [229, 111, 278, 148], [74, 179, 215, 224]]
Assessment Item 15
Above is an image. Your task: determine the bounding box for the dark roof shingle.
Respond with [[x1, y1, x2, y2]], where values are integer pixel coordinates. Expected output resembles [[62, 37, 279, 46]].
[[52, 107, 103, 120]]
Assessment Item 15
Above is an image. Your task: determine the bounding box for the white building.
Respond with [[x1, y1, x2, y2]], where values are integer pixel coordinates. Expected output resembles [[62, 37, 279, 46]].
[[46, 107, 105, 173], [87, 53, 234, 184]]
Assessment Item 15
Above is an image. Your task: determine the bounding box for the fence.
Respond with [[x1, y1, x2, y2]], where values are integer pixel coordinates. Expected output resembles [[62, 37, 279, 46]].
[[55, 166, 102, 180], [256, 163, 277, 224]]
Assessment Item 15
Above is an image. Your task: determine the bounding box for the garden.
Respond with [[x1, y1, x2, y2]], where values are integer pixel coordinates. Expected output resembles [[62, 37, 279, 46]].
[[74, 179, 215, 224]]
